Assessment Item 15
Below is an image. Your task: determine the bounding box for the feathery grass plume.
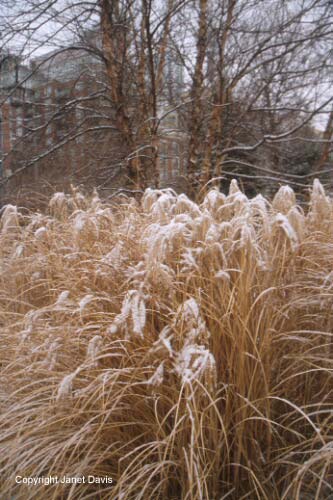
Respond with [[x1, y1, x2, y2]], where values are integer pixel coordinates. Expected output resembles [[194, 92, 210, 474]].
[[308, 178, 332, 228], [201, 188, 226, 216], [272, 213, 299, 250], [287, 206, 306, 242], [56, 369, 79, 401], [272, 184, 297, 213], [0, 181, 332, 499], [108, 289, 147, 337], [86, 335, 103, 367], [0, 204, 21, 236], [48, 191, 72, 219]]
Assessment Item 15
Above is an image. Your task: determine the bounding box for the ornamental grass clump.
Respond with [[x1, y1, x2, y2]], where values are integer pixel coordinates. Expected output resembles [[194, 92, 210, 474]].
[[0, 181, 332, 499]]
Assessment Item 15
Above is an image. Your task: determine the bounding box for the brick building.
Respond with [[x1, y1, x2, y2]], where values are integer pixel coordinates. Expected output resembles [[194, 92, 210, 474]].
[[0, 55, 42, 177], [0, 47, 187, 193]]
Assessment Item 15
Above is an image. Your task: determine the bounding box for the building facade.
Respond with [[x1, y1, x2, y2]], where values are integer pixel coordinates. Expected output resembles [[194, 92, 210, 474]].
[[0, 47, 187, 192]]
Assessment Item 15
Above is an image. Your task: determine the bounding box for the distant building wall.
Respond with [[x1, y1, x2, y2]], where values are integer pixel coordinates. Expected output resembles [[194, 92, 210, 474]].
[[0, 50, 187, 191]]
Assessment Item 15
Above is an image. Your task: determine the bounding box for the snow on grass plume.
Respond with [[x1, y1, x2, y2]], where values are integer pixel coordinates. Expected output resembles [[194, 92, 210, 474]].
[[108, 290, 147, 337]]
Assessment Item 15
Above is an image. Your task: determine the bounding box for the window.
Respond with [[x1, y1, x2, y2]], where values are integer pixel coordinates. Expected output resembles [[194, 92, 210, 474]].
[[9, 109, 15, 145], [56, 87, 70, 98], [17, 114, 23, 137]]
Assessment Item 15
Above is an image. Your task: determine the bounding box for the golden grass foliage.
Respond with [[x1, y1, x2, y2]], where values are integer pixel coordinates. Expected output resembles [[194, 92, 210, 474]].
[[0, 180, 332, 499]]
